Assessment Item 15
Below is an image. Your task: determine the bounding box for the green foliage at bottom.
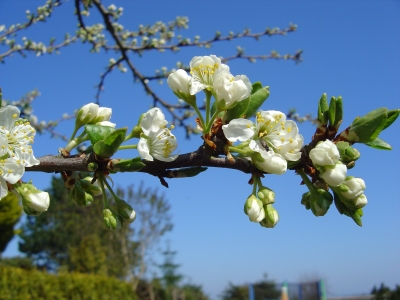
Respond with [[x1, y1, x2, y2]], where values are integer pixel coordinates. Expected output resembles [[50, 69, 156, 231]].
[[0, 266, 138, 300]]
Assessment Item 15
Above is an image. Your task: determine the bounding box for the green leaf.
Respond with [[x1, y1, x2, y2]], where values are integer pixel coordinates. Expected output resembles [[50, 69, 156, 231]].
[[317, 93, 329, 125], [382, 109, 399, 130], [226, 96, 250, 120], [328, 96, 336, 125], [244, 85, 270, 118], [334, 96, 343, 129], [349, 108, 388, 143], [365, 137, 392, 150], [93, 127, 127, 157], [85, 124, 115, 145], [112, 157, 145, 172]]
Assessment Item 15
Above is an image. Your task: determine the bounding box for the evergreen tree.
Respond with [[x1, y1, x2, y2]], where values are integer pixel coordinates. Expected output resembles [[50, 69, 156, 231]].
[[0, 192, 22, 254], [221, 274, 280, 300]]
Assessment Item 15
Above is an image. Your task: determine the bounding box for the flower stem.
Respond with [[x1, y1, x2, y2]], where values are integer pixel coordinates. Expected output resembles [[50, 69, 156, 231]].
[[204, 90, 212, 127], [192, 102, 205, 131], [97, 175, 110, 209], [118, 144, 137, 150], [229, 146, 252, 156], [297, 169, 318, 196]]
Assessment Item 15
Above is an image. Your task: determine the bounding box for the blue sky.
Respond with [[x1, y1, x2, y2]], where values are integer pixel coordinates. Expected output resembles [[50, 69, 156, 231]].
[[1, 1, 399, 299]]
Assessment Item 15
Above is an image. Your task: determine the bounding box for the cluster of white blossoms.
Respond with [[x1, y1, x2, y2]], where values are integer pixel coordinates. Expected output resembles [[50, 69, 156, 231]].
[[75, 103, 115, 129], [138, 107, 178, 162], [309, 140, 367, 210], [222, 110, 304, 174], [0, 106, 49, 215], [167, 54, 252, 110], [309, 140, 347, 186]]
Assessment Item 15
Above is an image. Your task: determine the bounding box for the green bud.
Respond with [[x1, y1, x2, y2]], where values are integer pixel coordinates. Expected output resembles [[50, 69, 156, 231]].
[[259, 204, 279, 228], [70, 181, 93, 207], [336, 141, 360, 165], [115, 199, 136, 223], [78, 177, 103, 197], [301, 191, 311, 210], [128, 125, 142, 139], [310, 189, 333, 217], [103, 208, 123, 230], [257, 186, 275, 205]]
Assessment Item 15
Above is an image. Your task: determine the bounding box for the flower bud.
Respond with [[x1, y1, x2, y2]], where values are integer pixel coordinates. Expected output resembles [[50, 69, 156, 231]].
[[116, 199, 136, 223], [103, 208, 123, 230], [301, 191, 311, 210], [16, 182, 50, 216], [79, 177, 103, 197], [338, 177, 366, 200], [244, 194, 265, 223], [93, 107, 112, 123], [336, 141, 360, 165], [320, 161, 347, 187], [168, 69, 195, 105], [75, 103, 99, 129], [309, 189, 333, 217], [259, 204, 279, 228], [353, 194, 368, 209], [309, 140, 340, 166], [257, 186, 275, 205], [69, 181, 93, 207]]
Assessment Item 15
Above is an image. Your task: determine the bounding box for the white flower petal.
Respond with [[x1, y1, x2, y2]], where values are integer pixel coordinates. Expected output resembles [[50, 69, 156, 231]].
[[137, 138, 153, 161], [222, 119, 255, 142], [0, 178, 8, 199], [0, 106, 20, 130], [140, 107, 168, 136]]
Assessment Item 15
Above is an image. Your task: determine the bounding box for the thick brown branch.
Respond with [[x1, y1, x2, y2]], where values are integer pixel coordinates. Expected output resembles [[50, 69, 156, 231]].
[[26, 148, 259, 176]]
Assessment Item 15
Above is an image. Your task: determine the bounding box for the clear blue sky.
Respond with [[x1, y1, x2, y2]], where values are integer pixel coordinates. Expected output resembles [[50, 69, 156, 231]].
[[1, 1, 399, 299]]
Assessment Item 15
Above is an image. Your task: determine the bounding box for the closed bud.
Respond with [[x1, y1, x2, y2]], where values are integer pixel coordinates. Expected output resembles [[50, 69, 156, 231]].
[[338, 176, 366, 200], [336, 141, 360, 164], [70, 181, 93, 207], [310, 189, 333, 217], [259, 204, 279, 228], [93, 107, 112, 124], [244, 194, 265, 223], [301, 191, 311, 210], [116, 199, 136, 223], [257, 186, 275, 205], [79, 177, 103, 197], [17, 182, 50, 216], [320, 161, 347, 187], [76, 103, 99, 129], [102, 208, 123, 230]]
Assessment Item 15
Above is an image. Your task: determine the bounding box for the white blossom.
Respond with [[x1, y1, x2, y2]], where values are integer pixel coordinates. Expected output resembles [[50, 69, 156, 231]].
[[138, 108, 178, 162], [189, 55, 228, 95], [0, 106, 40, 167], [213, 71, 252, 109], [309, 140, 347, 186], [0, 158, 24, 199], [222, 110, 303, 174]]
